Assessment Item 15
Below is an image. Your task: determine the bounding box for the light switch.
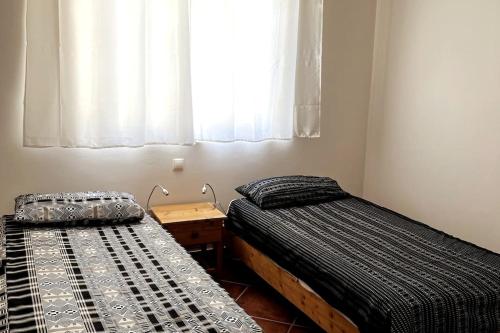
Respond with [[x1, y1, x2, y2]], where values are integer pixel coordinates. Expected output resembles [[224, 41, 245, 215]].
[[172, 158, 184, 171]]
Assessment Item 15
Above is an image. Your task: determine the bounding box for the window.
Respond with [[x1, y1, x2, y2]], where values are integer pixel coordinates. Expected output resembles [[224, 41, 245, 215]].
[[24, 0, 323, 148]]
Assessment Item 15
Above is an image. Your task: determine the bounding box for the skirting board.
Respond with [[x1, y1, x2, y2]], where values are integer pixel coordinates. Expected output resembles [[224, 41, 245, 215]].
[[230, 234, 359, 333]]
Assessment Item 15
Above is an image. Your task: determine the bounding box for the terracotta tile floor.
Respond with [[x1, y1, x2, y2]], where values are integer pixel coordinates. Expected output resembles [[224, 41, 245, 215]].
[[192, 250, 325, 333]]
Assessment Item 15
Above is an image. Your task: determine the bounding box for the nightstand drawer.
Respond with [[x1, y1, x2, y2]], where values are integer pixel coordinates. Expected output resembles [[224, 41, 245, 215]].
[[166, 220, 223, 246]]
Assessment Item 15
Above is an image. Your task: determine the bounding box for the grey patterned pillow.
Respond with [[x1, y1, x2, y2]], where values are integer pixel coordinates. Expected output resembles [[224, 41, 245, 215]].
[[236, 176, 349, 209], [14, 191, 145, 224]]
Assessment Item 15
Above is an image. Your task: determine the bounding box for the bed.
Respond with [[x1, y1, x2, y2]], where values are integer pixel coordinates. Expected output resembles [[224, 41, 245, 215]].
[[0, 212, 261, 333], [226, 195, 500, 333]]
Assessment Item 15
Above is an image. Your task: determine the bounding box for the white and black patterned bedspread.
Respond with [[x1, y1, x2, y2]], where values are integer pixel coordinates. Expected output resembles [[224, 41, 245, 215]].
[[0, 218, 6, 333], [1, 215, 261, 333], [227, 197, 500, 333]]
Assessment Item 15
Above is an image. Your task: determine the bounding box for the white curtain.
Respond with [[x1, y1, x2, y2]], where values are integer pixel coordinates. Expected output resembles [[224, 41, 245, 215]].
[[24, 0, 322, 147]]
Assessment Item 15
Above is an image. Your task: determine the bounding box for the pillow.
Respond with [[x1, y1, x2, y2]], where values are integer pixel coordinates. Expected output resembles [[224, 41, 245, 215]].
[[236, 175, 349, 209], [14, 191, 145, 224]]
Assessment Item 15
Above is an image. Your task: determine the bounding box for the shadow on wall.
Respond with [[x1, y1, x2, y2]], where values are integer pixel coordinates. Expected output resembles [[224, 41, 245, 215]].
[[0, 0, 26, 149]]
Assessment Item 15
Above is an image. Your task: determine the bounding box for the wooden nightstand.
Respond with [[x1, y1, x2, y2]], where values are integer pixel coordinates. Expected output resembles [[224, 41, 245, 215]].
[[150, 202, 226, 275]]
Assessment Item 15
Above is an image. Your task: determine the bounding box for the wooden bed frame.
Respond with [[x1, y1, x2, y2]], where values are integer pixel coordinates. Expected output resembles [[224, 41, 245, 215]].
[[230, 234, 359, 333]]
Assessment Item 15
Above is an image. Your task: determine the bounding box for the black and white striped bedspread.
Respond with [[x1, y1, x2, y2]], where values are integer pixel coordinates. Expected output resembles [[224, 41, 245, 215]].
[[1, 215, 261, 333], [226, 197, 500, 333]]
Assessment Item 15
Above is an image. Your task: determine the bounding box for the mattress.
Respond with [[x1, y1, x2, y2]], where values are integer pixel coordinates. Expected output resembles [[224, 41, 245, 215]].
[[226, 197, 500, 333], [0, 214, 261, 333]]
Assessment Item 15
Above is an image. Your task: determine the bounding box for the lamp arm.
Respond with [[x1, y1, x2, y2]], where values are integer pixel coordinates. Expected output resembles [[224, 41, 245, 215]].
[[147, 184, 169, 212], [205, 183, 217, 208]]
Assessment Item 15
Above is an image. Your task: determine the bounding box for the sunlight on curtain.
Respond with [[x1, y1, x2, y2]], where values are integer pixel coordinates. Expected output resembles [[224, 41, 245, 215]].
[[25, 0, 193, 147], [24, 0, 322, 147], [191, 0, 299, 141]]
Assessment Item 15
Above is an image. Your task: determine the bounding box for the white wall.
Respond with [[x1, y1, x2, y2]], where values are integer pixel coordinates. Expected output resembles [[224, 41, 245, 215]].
[[364, 0, 500, 252], [0, 0, 377, 214]]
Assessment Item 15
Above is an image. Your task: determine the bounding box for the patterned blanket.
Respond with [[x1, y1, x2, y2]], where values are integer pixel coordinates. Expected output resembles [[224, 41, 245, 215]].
[[0, 218, 6, 333], [227, 197, 500, 333], [1, 215, 261, 333]]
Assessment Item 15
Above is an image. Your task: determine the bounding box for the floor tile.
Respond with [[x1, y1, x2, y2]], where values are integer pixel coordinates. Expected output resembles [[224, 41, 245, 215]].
[[289, 325, 324, 333], [252, 318, 291, 333], [214, 259, 261, 285], [236, 284, 296, 323], [293, 313, 325, 332], [294, 312, 319, 328], [192, 249, 262, 285], [219, 280, 247, 300]]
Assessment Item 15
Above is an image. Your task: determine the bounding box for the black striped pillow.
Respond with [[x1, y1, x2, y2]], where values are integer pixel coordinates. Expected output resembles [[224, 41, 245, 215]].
[[236, 176, 349, 209]]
